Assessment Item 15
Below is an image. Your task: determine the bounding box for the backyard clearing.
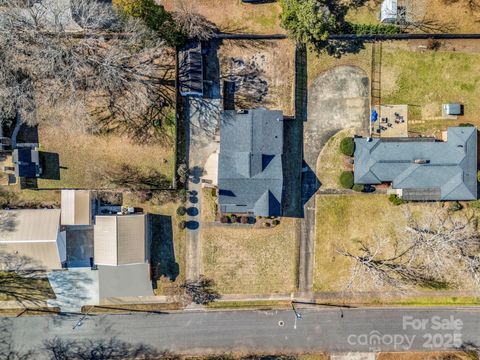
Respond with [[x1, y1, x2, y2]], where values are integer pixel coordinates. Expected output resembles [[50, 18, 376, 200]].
[[381, 42, 480, 130], [316, 128, 355, 190], [162, 0, 284, 34], [218, 39, 295, 116], [202, 218, 299, 294], [37, 125, 174, 189], [314, 194, 479, 294]]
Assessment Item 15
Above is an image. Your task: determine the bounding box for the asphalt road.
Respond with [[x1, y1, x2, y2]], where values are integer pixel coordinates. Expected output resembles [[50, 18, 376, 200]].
[[4, 308, 480, 357]]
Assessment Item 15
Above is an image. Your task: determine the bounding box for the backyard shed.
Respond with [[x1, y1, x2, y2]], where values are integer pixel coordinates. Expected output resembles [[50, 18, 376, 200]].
[[443, 103, 463, 116], [0, 209, 66, 270], [94, 214, 149, 266], [178, 41, 204, 97], [381, 0, 397, 23], [61, 190, 93, 225]]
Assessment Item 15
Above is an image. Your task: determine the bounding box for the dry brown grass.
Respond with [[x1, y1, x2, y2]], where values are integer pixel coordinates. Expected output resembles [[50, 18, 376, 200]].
[[378, 352, 476, 360], [316, 128, 355, 189], [162, 0, 284, 34], [202, 218, 300, 294], [314, 194, 459, 292], [37, 125, 174, 189]]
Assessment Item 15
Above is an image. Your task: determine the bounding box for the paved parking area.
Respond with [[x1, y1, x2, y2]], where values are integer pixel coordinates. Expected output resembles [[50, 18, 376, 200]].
[[47, 268, 99, 312]]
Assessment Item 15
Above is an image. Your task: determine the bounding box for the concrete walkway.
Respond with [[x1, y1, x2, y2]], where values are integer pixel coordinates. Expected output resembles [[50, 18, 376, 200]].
[[185, 97, 220, 280]]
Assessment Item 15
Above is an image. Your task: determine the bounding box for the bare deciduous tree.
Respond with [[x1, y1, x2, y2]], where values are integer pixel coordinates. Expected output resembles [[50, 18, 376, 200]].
[[181, 276, 220, 305], [0, 0, 176, 143], [338, 207, 480, 291], [172, 0, 218, 41]]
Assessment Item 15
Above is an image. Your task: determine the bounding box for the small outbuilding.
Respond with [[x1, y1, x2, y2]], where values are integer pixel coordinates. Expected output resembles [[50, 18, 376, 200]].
[[61, 190, 93, 226], [178, 41, 204, 97], [381, 0, 398, 23], [443, 103, 463, 116]]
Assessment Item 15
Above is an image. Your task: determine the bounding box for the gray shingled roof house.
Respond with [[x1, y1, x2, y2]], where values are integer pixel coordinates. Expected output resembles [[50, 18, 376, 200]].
[[354, 127, 477, 201], [218, 109, 284, 216]]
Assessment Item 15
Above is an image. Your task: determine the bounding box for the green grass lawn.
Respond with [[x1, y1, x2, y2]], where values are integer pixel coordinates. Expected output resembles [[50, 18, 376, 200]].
[[381, 44, 480, 125], [202, 218, 299, 295]]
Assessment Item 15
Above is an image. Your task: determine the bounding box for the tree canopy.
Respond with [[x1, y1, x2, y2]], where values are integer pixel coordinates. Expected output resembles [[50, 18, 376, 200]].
[[280, 0, 340, 44]]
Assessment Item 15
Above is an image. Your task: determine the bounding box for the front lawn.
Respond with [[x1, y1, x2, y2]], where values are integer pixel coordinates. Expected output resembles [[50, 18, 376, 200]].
[[0, 271, 55, 302], [202, 218, 299, 294]]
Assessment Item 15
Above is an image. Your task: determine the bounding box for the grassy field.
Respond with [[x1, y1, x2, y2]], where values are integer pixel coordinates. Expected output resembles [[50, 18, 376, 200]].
[[381, 43, 480, 127], [378, 352, 475, 360], [162, 0, 284, 34], [36, 125, 174, 189], [202, 218, 299, 294], [316, 129, 355, 190]]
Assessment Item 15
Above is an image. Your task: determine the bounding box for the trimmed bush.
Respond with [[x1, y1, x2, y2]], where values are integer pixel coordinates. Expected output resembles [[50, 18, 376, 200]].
[[340, 137, 355, 156], [388, 194, 405, 206], [347, 23, 403, 35], [272, 219, 280, 226], [176, 206, 186, 216], [460, 123, 474, 127], [211, 188, 217, 197], [220, 215, 228, 224], [352, 184, 365, 192], [263, 222, 271, 228], [477, 170, 480, 182], [449, 201, 463, 212], [241, 216, 248, 224], [339, 171, 354, 189], [178, 220, 186, 229]]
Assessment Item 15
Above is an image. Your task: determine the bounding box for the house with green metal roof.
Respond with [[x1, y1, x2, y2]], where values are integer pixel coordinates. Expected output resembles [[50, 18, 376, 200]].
[[354, 127, 478, 201]]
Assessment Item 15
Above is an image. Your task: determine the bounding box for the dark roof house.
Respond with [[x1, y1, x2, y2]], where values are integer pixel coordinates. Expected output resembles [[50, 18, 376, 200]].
[[354, 127, 477, 201], [218, 109, 284, 216], [12, 148, 41, 178]]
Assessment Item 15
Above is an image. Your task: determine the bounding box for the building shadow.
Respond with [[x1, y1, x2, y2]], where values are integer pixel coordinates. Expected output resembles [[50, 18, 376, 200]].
[[300, 160, 320, 215], [39, 151, 60, 180], [149, 214, 179, 284]]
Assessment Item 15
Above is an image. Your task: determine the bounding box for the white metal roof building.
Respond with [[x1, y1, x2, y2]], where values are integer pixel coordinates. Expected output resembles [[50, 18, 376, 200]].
[[0, 209, 66, 270], [94, 214, 149, 266], [61, 190, 93, 225]]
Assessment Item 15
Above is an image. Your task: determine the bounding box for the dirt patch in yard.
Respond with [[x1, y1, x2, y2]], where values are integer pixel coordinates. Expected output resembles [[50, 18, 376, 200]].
[[37, 125, 174, 189], [218, 39, 295, 116], [162, 0, 284, 34], [202, 218, 300, 295]]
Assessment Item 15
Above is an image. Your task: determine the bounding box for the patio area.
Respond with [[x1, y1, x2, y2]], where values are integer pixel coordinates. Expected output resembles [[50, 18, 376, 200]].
[[372, 104, 408, 137]]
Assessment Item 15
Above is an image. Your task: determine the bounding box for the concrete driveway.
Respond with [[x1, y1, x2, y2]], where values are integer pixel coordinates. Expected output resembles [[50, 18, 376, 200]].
[[305, 65, 369, 167], [299, 65, 369, 295], [47, 268, 99, 312]]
